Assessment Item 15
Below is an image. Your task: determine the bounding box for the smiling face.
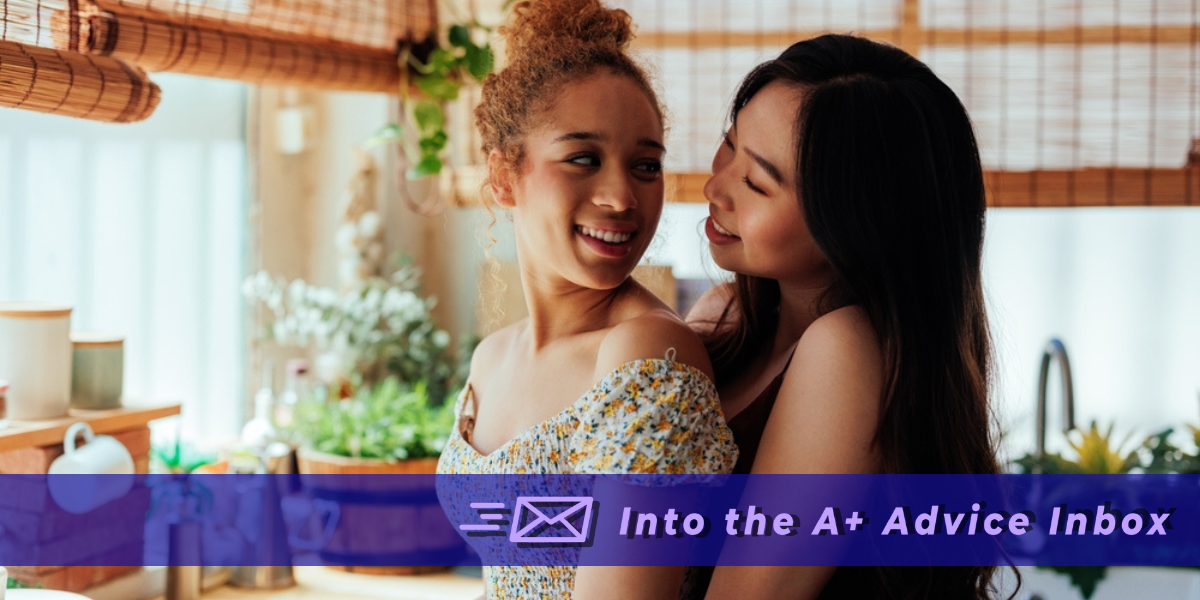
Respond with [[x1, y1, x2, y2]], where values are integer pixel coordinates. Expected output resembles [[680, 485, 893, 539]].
[[493, 70, 666, 291], [703, 82, 832, 287]]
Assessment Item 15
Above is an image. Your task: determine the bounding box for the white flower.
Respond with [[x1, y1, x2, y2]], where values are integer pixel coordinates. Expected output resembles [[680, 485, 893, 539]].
[[390, 290, 425, 322], [409, 330, 427, 346], [272, 320, 292, 346], [312, 320, 332, 345], [266, 286, 284, 312], [241, 276, 256, 298], [358, 211, 382, 239], [338, 257, 361, 286], [255, 271, 273, 294], [335, 222, 360, 253], [432, 330, 450, 349], [315, 288, 338, 309], [363, 287, 383, 312], [314, 351, 345, 383], [381, 288, 403, 313], [287, 279, 307, 309]]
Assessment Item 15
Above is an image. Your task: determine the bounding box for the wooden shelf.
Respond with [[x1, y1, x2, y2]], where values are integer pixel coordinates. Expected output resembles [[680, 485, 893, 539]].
[[0, 403, 181, 454]]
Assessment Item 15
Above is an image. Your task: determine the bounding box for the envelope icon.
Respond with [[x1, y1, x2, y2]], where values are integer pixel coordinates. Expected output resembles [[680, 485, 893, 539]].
[[510, 496, 596, 544]]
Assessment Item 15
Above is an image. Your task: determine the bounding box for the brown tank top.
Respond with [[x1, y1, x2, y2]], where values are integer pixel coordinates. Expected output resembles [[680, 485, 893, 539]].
[[678, 360, 792, 599], [725, 363, 790, 475]]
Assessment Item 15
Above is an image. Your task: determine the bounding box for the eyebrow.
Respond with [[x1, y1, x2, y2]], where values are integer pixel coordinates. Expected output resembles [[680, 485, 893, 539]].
[[552, 131, 666, 152], [744, 147, 785, 186], [638, 138, 666, 152]]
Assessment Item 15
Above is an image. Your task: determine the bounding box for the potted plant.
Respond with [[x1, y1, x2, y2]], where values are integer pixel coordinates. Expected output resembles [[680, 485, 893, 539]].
[[244, 258, 469, 573], [1012, 420, 1200, 599], [290, 377, 456, 476], [284, 377, 463, 574]]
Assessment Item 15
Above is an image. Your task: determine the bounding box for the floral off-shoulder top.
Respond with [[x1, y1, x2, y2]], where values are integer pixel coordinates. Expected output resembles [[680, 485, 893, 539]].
[[436, 357, 738, 600]]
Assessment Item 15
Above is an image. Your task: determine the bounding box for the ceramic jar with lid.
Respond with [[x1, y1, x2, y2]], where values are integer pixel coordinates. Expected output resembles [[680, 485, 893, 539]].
[[70, 332, 125, 410], [0, 302, 73, 420]]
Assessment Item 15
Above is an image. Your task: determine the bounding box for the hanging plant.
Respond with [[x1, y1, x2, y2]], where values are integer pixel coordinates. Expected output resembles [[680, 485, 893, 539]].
[[367, 20, 496, 181]]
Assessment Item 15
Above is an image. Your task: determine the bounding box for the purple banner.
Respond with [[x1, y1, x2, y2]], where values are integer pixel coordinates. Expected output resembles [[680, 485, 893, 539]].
[[0, 474, 1194, 567]]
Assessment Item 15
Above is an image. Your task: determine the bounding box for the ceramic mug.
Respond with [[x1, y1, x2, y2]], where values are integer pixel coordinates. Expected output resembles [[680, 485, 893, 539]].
[[48, 422, 134, 514], [0, 302, 72, 420], [70, 332, 124, 410]]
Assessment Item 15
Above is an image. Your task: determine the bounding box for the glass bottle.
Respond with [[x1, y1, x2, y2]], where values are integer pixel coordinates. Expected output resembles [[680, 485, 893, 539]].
[[274, 358, 310, 430], [241, 360, 276, 447]]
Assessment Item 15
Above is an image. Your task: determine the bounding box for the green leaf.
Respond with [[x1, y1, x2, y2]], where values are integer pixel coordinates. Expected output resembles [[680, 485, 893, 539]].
[[427, 47, 458, 78], [365, 123, 404, 147], [419, 131, 448, 153], [413, 101, 444, 135], [417, 75, 460, 101], [1040, 566, 1108, 599], [464, 44, 495, 82], [448, 24, 472, 48], [407, 154, 444, 179]]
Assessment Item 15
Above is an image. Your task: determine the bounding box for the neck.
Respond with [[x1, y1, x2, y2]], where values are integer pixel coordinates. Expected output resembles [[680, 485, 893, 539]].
[[520, 264, 628, 351]]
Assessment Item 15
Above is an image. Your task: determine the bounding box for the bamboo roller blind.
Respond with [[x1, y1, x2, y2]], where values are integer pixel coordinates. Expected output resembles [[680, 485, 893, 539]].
[[1, 0, 436, 122], [1, 0, 159, 122], [611, 0, 1200, 207]]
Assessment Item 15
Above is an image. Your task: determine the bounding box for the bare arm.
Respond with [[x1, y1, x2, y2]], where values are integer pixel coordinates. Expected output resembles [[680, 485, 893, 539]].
[[705, 306, 884, 600]]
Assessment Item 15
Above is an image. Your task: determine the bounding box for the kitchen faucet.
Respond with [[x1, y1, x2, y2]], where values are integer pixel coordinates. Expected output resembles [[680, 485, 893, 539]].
[[1035, 338, 1075, 460]]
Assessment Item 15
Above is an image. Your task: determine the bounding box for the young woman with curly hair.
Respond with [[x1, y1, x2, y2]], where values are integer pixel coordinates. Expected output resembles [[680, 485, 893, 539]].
[[435, 1, 737, 598]]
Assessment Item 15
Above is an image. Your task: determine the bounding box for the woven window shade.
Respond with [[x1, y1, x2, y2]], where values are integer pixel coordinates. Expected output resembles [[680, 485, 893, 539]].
[[1, 0, 160, 122], [611, 0, 1200, 207], [76, 10, 402, 92], [2, 0, 435, 123], [62, 0, 439, 91], [88, 0, 435, 52]]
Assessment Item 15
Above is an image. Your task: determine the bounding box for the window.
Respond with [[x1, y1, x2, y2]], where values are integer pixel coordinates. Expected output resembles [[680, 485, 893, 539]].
[[0, 73, 248, 440]]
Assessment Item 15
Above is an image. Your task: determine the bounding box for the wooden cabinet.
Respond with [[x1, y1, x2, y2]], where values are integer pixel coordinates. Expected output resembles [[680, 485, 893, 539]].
[[0, 404, 180, 592]]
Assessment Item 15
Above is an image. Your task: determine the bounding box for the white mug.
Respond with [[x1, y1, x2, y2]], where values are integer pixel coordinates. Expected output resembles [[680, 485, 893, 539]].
[[48, 422, 134, 514]]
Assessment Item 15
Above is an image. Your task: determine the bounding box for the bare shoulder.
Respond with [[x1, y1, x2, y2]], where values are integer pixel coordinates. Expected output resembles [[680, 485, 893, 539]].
[[796, 305, 880, 362], [786, 305, 883, 401], [684, 282, 735, 334], [596, 308, 715, 382], [467, 319, 525, 383]]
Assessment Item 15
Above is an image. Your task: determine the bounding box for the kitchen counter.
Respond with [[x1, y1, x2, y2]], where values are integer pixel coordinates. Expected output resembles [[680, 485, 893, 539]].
[[177, 567, 482, 600]]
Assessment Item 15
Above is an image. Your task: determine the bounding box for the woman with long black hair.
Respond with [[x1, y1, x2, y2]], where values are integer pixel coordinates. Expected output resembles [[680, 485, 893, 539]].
[[688, 34, 1002, 599]]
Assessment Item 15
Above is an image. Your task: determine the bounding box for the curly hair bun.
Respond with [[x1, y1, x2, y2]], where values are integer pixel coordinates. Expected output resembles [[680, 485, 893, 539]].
[[503, 0, 635, 59]]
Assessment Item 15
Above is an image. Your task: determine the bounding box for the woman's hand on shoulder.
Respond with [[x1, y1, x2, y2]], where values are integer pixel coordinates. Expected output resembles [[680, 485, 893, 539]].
[[754, 305, 884, 475], [595, 309, 715, 383]]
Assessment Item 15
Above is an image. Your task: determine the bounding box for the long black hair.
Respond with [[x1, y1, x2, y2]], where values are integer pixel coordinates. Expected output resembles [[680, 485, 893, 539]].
[[704, 34, 1002, 598]]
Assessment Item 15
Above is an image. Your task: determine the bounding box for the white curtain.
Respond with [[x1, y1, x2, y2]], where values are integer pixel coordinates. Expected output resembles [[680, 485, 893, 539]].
[[0, 73, 248, 442]]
